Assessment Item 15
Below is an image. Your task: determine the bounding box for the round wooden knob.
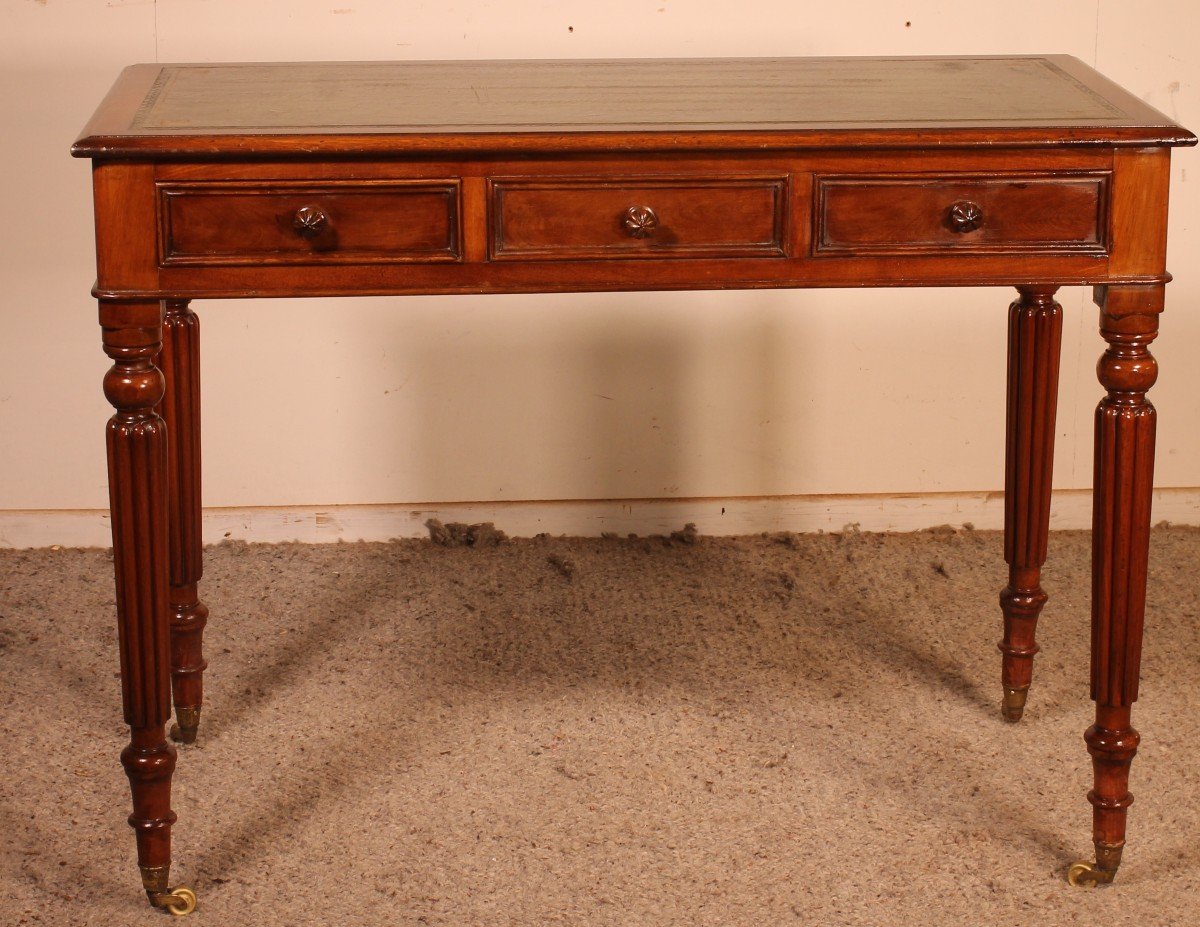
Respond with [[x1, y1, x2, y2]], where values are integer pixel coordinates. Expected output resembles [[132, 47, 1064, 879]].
[[947, 200, 983, 233], [623, 205, 659, 239], [292, 204, 330, 238]]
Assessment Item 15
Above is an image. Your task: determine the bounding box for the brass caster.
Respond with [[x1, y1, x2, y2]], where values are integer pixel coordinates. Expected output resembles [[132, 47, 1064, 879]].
[[150, 886, 197, 916], [1001, 686, 1028, 722], [1067, 860, 1116, 888], [170, 707, 200, 744]]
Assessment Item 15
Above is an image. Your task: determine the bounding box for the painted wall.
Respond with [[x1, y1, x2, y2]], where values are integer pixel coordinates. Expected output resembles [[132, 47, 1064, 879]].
[[0, 2, 1196, 530]]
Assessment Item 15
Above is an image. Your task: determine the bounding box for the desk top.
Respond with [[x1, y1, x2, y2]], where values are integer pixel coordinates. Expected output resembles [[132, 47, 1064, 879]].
[[74, 56, 1195, 158]]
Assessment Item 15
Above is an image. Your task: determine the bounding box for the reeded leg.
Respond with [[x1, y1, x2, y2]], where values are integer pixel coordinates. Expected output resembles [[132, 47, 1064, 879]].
[[1069, 285, 1161, 887], [101, 300, 195, 914], [160, 300, 207, 745], [998, 286, 1063, 721]]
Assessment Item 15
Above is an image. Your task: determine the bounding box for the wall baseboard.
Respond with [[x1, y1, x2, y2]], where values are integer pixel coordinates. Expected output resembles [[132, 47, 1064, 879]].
[[3, 488, 1200, 549]]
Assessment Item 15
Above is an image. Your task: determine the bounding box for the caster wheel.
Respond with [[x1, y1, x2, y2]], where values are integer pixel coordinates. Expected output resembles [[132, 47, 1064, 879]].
[[1067, 860, 1115, 887], [151, 886, 197, 916]]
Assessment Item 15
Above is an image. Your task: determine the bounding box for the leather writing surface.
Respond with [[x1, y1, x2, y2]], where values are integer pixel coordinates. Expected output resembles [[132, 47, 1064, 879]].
[[131, 57, 1129, 134]]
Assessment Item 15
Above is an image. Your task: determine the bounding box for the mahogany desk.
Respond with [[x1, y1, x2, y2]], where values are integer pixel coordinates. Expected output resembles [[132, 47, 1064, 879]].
[[73, 57, 1195, 914]]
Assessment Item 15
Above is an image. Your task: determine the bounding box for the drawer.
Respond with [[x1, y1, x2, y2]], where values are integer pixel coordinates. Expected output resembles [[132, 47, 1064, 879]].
[[157, 180, 461, 266], [814, 174, 1110, 256], [490, 176, 788, 261]]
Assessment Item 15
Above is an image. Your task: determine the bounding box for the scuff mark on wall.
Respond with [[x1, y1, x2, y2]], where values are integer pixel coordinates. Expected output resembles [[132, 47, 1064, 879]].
[[314, 512, 343, 532], [1167, 79, 1182, 120]]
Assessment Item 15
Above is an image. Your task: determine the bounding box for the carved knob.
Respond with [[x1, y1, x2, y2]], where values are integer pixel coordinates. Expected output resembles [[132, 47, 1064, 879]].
[[623, 205, 659, 239], [947, 200, 984, 234], [292, 205, 330, 239]]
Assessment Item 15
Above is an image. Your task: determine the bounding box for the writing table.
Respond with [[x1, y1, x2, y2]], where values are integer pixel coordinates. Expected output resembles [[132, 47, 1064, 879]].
[[73, 56, 1195, 914]]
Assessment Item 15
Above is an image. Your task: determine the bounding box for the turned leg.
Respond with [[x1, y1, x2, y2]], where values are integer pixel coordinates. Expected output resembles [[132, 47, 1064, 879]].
[[160, 300, 207, 745], [101, 300, 196, 915], [1069, 285, 1161, 887], [998, 286, 1063, 721]]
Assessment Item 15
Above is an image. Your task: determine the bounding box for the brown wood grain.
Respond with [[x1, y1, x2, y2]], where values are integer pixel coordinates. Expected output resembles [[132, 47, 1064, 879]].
[[1108, 149, 1172, 278], [75, 55, 1194, 907], [100, 298, 178, 891], [159, 301, 207, 745], [490, 176, 787, 261], [1083, 289, 1162, 880], [816, 174, 1108, 255], [93, 163, 159, 290], [101, 252, 1131, 301], [87, 152, 1141, 296], [150, 148, 1118, 180], [998, 287, 1063, 721], [158, 180, 461, 266]]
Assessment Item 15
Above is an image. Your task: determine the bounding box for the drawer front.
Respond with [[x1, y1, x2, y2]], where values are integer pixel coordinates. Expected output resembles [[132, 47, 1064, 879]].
[[814, 173, 1110, 256], [490, 176, 788, 260], [158, 180, 461, 266]]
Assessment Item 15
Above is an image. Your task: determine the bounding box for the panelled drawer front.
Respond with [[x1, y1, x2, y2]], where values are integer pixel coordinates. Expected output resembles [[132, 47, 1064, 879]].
[[490, 176, 788, 261], [815, 174, 1110, 256], [158, 180, 461, 266]]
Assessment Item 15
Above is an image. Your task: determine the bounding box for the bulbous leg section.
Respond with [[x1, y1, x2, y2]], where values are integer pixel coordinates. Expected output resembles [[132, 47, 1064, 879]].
[[142, 866, 197, 915]]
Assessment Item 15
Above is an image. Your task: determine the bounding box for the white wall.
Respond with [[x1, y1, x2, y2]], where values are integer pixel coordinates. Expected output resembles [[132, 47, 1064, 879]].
[[0, 1, 1197, 540]]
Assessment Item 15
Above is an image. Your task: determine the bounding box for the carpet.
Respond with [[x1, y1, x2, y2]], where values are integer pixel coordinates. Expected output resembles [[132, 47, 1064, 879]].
[[2, 526, 1198, 925]]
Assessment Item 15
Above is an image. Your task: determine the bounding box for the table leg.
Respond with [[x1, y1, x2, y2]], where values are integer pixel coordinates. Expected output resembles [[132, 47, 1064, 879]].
[[160, 300, 208, 745], [998, 286, 1063, 721], [1069, 285, 1161, 887], [100, 299, 196, 915]]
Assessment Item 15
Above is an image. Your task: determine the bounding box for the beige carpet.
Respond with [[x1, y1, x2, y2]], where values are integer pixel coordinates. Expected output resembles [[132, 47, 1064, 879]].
[[2, 526, 1199, 926]]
